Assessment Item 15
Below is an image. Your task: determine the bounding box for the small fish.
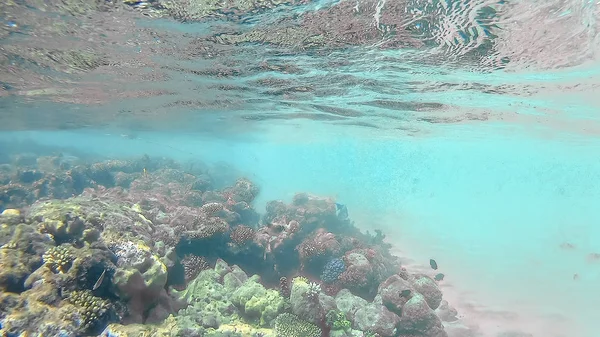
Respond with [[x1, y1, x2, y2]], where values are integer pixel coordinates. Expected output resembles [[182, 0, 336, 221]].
[[93, 269, 106, 290], [587, 252, 600, 262], [573, 273, 580, 281], [429, 259, 438, 270], [335, 203, 349, 221], [143, 168, 148, 178], [434, 273, 445, 281], [559, 242, 576, 250], [399, 289, 412, 298]]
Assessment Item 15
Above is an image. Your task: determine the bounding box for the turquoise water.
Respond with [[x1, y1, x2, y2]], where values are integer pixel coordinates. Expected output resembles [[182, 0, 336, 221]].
[[4, 117, 599, 336], [2, 0, 600, 336]]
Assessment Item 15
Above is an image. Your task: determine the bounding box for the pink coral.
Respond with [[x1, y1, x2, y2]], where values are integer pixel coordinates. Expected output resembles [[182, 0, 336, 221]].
[[296, 228, 340, 261]]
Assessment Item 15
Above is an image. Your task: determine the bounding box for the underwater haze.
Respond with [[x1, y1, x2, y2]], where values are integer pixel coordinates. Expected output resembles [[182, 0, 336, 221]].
[[1, 0, 600, 337]]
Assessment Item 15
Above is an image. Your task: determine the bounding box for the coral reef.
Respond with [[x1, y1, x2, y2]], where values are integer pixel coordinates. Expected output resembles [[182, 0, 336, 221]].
[[67, 290, 112, 330], [274, 312, 322, 337], [181, 254, 210, 283], [42, 245, 75, 273], [0, 154, 460, 337], [322, 258, 346, 283]]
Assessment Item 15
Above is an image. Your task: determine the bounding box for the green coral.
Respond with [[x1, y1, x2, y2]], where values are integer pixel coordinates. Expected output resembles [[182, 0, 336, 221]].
[[245, 289, 287, 326], [42, 245, 74, 273], [176, 269, 236, 327], [67, 290, 110, 329], [326, 310, 351, 330], [230, 275, 287, 326], [274, 313, 321, 337]]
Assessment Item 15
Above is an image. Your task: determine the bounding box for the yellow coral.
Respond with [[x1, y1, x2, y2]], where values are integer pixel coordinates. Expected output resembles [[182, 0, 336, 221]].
[[131, 204, 143, 213], [68, 290, 110, 329], [217, 322, 275, 336], [43, 245, 74, 273], [292, 276, 308, 285], [1, 209, 20, 216]]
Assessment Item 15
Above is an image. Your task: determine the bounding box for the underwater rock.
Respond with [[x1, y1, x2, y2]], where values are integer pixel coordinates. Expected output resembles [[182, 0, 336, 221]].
[[334, 289, 369, 318], [353, 301, 400, 336], [378, 274, 415, 315], [264, 193, 339, 231], [0, 223, 52, 293], [223, 265, 249, 291], [337, 249, 377, 297], [411, 274, 443, 310], [397, 292, 447, 337], [290, 277, 332, 324], [222, 178, 260, 205], [113, 252, 168, 296], [191, 174, 213, 192], [435, 300, 458, 322], [297, 228, 341, 263], [113, 172, 139, 188]]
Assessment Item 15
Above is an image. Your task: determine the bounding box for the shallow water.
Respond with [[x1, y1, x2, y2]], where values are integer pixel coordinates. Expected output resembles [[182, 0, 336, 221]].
[[2, 0, 600, 336], [4, 123, 599, 336]]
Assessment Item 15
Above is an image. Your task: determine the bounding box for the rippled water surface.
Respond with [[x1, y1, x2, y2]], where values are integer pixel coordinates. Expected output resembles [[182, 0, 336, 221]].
[[1, 0, 600, 336]]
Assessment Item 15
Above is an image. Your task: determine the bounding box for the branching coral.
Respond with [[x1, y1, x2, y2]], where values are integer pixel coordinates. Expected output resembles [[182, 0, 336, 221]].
[[306, 282, 321, 301], [181, 254, 210, 283], [230, 225, 256, 245], [184, 216, 229, 240], [43, 245, 74, 273], [279, 276, 291, 298], [67, 290, 111, 330], [200, 217, 229, 237], [274, 313, 322, 337], [200, 202, 224, 216]]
